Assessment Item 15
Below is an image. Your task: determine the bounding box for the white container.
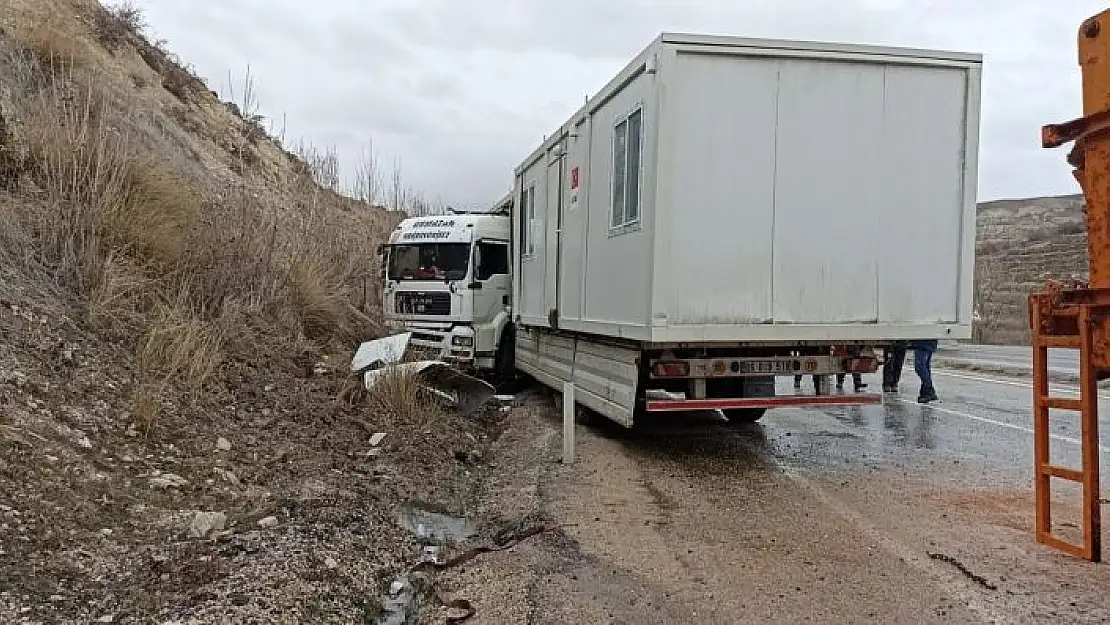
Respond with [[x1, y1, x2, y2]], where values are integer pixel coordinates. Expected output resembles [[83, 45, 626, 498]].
[[512, 33, 982, 345]]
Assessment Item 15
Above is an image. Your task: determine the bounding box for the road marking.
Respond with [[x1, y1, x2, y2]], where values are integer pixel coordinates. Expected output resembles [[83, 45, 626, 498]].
[[934, 370, 1110, 398], [892, 398, 1110, 454]]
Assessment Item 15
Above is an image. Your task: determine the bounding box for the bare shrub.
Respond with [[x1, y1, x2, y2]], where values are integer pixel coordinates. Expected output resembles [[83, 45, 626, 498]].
[[133, 38, 205, 102], [94, 1, 146, 52]]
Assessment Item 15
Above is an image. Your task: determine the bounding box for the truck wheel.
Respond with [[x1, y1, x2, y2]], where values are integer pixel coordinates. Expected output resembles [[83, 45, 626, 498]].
[[723, 408, 766, 424]]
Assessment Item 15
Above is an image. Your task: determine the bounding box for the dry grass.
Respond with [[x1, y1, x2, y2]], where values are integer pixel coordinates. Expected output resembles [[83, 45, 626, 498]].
[[0, 8, 399, 428], [16, 11, 98, 73], [132, 294, 226, 428], [22, 67, 200, 300], [362, 366, 446, 430]]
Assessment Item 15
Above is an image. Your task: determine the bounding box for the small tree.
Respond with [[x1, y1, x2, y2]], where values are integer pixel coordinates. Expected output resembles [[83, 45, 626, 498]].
[[389, 158, 407, 213], [353, 140, 381, 207]]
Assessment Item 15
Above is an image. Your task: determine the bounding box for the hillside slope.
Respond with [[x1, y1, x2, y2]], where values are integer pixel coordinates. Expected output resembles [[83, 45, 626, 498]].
[[0, 2, 496, 623], [974, 194, 1088, 344]]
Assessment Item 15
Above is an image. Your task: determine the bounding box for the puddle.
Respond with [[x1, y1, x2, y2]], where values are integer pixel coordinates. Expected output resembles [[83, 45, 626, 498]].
[[397, 501, 478, 545], [379, 502, 477, 624], [377, 572, 425, 625]]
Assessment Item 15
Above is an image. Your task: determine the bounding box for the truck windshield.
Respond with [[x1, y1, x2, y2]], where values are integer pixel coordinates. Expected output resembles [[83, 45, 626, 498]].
[[387, 243, 470, 281]]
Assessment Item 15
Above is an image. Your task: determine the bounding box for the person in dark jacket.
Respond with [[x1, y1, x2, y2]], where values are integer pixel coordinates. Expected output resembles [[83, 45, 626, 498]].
[[908, 339, 939, 403], [882, 341, 907, 393]]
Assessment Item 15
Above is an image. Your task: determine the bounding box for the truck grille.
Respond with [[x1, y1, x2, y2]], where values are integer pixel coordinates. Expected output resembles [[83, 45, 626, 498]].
[[394, 291, 451, 316]]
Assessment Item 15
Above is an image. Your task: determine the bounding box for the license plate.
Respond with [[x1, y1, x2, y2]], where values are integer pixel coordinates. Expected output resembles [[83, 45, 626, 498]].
[[737, 360, 793, 374]]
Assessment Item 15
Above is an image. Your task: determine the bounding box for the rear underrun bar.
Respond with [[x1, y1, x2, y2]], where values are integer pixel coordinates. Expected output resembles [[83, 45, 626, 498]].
[[645, 394, 883, 412]]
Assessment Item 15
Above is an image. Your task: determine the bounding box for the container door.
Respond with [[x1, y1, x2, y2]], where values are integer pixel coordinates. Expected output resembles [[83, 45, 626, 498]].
[[559, 118, 590, 324], [544, 145, 565, 325]]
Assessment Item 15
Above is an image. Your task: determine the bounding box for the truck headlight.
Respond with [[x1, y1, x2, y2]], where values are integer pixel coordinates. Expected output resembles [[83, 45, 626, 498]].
[[452, 336, 474, 347]]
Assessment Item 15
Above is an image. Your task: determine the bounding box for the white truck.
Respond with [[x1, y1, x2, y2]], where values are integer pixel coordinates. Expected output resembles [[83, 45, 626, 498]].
[[380, 195, 516, 385], [509, 33, 982, 426]]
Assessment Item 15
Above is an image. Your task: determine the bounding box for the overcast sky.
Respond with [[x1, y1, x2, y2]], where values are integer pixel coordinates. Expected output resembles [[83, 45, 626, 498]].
[[123, 0, 1107, 208]]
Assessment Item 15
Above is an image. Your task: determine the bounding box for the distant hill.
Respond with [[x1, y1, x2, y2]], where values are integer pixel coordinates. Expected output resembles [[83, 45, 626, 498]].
[[974, 193, 1087, 344]]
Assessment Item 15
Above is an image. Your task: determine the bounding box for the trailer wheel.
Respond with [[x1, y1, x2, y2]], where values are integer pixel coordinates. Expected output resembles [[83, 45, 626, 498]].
[[723, 408, 766, 424]]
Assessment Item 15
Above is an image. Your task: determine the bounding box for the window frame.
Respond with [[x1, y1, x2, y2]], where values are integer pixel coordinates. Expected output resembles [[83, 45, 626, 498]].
[[519, 183, 537, 259], [609, 104, 645, 235], [475, 240, 510, 281]]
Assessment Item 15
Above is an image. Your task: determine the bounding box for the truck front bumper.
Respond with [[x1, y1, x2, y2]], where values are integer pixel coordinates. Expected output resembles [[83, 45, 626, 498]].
[[403, 325, 478, 367]]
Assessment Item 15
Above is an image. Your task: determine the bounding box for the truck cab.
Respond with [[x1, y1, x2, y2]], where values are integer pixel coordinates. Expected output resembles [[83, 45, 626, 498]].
[[380, 198, 514, 379]]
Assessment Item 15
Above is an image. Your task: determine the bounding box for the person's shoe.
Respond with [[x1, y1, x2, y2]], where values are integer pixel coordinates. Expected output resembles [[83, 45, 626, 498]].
[[917, 392, 938, 404]]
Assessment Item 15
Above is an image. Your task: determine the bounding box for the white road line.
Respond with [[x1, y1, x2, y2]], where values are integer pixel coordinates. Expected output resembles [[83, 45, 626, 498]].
[[933, 370, 1110, 398], [892, 398, 1110, 454]]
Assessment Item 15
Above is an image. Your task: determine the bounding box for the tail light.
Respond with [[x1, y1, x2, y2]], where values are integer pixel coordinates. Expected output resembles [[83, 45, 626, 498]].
[[844, 357, 878, 373], [652, 361, 690, 378]]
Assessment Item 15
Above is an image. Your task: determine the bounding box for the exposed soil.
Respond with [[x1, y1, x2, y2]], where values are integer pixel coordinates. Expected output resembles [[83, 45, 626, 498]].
[[0, 299, 511, 624]]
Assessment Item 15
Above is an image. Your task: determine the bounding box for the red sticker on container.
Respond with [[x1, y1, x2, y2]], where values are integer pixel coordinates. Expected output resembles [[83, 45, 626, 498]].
[[570, 166, 579, 190]]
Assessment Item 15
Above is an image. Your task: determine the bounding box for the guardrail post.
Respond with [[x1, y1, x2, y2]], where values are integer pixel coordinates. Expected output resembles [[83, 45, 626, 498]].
[[562, 382, 575, 464]]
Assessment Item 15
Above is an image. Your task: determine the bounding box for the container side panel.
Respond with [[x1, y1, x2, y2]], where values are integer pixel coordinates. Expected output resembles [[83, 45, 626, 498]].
[[665, 53, 779, 325], [518, 162, 548, 321], [583, 73, 655, 327], [876, 65, 967, 323], [771, 59, 885, 323]]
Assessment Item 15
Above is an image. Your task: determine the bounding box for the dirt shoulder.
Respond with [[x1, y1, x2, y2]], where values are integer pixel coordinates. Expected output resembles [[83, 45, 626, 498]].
[[437, 401, 985, 624]]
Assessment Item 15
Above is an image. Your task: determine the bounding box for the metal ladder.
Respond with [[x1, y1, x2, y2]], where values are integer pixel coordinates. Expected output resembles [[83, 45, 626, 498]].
[[1030, 302, 1102, 562]]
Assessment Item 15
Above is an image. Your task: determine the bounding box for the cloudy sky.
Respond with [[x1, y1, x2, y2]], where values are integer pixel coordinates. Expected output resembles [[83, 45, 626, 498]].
[[123, 0, 1106, 209]]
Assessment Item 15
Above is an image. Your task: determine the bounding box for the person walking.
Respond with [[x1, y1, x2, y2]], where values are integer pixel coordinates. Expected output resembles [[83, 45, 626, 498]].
[[882, 340, 907, 393], [908, 339, 938, 403]]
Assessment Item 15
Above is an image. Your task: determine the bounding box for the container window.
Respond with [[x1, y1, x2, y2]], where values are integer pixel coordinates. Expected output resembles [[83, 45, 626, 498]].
[[612, 120, 628, 228], [519, 184, 536, 257], [611, 107, 643, 230]]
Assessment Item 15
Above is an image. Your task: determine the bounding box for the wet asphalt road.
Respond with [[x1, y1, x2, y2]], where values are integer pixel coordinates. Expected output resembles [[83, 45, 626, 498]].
[[766, 366, 1109, 488], [940, 344, 1080, 377]]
